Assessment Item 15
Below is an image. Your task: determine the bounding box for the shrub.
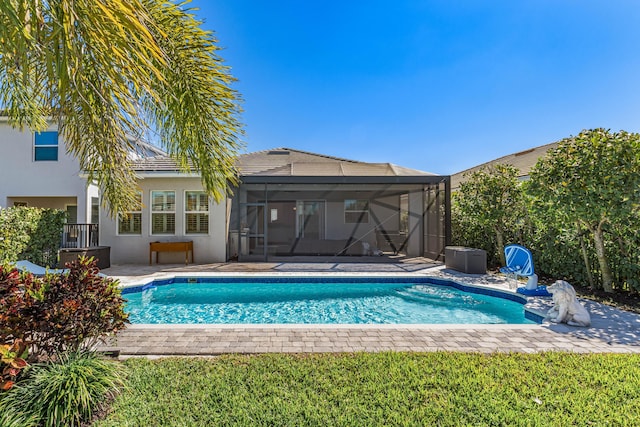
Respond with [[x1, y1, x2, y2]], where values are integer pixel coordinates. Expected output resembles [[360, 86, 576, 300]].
[[0, 257, 129, 359], [0, 410, 39, 427], [451, 164, 530, 268], [0, 351, 124, 427], [1, 339, 29, 391], [0, 266, 47, 350], [0, 207, 66, 267], [35, 257, 129, 356], [527, 129, 640, 292]]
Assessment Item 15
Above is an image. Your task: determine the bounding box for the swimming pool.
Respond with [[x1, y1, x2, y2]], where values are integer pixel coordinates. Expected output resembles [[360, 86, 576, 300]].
[[122, 277, 538, 325]]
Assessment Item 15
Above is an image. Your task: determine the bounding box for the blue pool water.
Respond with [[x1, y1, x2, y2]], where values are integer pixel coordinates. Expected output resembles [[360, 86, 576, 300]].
[[123, 277, 536, 324]]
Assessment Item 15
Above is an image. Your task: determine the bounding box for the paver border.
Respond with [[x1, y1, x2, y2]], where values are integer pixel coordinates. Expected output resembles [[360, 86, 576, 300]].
[[100, 264, 640, 356]]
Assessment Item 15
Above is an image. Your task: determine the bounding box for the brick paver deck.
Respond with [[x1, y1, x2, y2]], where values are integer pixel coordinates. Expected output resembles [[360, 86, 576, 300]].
[[99, 262, 640, 357], [99, 324, 640, 356]]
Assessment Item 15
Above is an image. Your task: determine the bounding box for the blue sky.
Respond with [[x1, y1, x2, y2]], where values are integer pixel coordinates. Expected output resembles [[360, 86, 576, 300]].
[[195, 1, 640, 175]]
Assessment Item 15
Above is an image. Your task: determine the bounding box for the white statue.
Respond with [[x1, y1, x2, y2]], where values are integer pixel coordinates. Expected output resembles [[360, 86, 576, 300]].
[[546, 280, 591, 327], [362, 242, 372, 256]]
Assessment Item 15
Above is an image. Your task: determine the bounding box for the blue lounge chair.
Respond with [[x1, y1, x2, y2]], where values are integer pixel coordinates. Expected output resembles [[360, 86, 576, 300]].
[[499, 244, 548, 295], [14, 260, 68, 276]]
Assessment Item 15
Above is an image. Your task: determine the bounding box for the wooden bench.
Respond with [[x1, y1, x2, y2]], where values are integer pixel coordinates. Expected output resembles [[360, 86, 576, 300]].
[[149, 241, 194, 265]]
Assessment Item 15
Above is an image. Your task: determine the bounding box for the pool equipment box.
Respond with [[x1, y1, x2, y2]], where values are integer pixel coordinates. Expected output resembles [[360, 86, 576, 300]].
[[445, 246, 486, 274]]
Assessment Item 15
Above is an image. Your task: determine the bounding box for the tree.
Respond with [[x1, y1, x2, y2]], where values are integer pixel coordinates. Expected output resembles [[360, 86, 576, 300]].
[[528, 129, 640, 292], [0, 0, 242, 215], [452, 164, 528, 266]]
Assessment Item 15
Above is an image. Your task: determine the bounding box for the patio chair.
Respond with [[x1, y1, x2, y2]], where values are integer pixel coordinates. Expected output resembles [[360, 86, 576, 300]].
[[499, 244, 538, 290], [14, 260, 69, 276]]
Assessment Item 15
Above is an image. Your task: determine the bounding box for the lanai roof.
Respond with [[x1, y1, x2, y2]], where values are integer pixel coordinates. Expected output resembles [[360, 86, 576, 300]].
[[132, 147, 436, 177]]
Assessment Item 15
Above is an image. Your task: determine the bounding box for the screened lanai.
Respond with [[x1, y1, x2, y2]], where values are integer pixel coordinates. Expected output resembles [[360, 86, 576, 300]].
[[227, 149, 450, 262]]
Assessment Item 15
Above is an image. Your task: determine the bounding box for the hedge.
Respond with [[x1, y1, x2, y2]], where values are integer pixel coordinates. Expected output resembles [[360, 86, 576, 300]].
[[0, 207, 66, 267]]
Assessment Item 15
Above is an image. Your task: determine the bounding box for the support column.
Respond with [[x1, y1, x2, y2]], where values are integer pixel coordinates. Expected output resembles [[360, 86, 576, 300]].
[[406, 190, 423, 257]]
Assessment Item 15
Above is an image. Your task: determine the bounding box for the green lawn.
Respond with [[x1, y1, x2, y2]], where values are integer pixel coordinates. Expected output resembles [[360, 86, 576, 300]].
[[95, 352, 640, 426]]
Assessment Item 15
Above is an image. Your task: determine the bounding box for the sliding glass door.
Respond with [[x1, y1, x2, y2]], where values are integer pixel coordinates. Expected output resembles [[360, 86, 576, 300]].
[[296, 201, 325, 239]]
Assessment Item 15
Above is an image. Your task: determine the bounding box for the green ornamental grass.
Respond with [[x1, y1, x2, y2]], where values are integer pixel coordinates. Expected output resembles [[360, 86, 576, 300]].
[[0, 351, 124, 427], [95, 352, 640, 427]]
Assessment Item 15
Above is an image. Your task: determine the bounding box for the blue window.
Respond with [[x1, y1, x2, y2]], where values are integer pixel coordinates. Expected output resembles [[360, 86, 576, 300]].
[[34, 131, 59, 161]]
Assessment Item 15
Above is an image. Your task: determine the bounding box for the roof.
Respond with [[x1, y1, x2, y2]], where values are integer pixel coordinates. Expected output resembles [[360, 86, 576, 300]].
[[127, 138, 166, 159], [131, 155, 186, 172], [237, 148, 434, 177], [132, 147, 437, 177], [450, 142, 558, 189]]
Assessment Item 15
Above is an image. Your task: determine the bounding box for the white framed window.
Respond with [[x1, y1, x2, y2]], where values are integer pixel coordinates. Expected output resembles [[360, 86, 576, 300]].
[[118, 192, 142, 235], [34, 131, 59, 161], [344, 199, 369, 223], [65, 204, 78, 224], [151, 190, 175, 235], [91, 197, 100, 225], [185, 191, 209, 234]]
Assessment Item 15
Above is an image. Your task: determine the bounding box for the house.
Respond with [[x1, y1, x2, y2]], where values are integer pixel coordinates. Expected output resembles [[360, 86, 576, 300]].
[[0, 120, 451, 263], [100, 148, 451, 264], [0, 118, 99, 227], [0, 118, 164, 253], [450, 142, 558, 190]]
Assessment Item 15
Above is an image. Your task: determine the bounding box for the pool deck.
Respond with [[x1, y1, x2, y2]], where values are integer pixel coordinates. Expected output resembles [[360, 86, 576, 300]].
[[98, 261, 640, 357]]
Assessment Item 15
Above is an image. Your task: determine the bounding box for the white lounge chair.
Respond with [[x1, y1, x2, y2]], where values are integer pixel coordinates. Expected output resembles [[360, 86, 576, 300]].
[[14, 260, 68, 276]]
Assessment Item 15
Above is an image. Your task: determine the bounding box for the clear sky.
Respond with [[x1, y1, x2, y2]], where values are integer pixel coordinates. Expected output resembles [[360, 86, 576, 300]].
[[194, 0, 640, 175]]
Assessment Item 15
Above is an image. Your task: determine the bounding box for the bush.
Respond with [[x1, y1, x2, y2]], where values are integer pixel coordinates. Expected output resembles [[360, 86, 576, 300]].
[[0, 410, 39, 427], [527, 129, 640, 292], [451, 164, 530, 268], [0, 207, 66, 267], [36, 257, 130, 356], [0, 267, 46, 352], [0, 257, 129, 359], [1, 339, 28, 391], [0, 351, 124, 427]]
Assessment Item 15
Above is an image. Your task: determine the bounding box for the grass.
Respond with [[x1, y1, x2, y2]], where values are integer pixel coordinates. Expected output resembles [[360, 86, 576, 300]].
[[1, 351, 124, 427], [94, 352, 640, 426]]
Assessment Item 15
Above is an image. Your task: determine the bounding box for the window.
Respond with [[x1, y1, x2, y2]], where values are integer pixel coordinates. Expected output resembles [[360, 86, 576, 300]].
[[34, 131, 59, 161], [118, 193, 142, 235], [151, 191, 175, 234], [91, 197, 100, 224], [65, 205, 78, 224], [344, 199, 369, 223], [185, 191, 209, 234]]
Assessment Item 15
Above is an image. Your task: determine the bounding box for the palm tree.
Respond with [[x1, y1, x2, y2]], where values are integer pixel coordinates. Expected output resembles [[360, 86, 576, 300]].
[[0, 0, 242, 214]]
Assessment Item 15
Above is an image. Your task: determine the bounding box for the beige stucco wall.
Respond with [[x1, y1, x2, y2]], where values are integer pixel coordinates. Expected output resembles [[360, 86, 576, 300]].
[[236, 184, 426, 255], [5, 196, 77, 210], [100, 177, 227, 264], [324, 195, 399, 247], [0, 122, 95, 223]]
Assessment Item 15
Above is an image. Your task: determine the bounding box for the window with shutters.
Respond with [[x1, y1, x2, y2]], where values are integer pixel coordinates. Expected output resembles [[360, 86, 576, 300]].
[[117, 192, 142, 235], [151, 191, 175, 234], [185, 191, 209, 234]]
